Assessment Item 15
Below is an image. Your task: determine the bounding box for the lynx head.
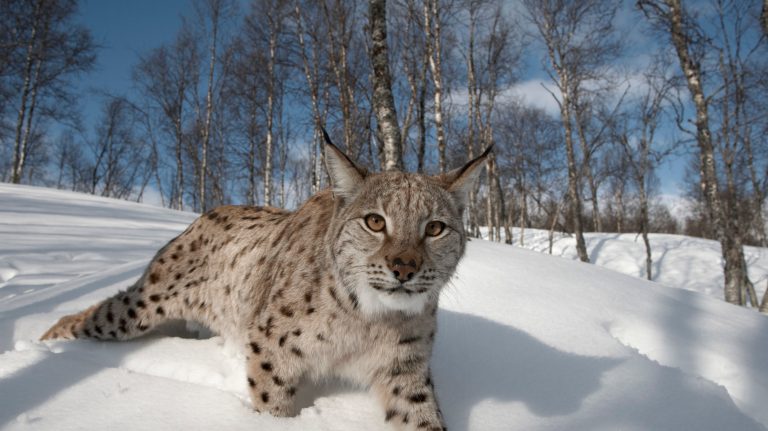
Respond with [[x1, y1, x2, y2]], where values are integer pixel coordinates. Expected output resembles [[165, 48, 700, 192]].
[[324, 136, 491, 317]]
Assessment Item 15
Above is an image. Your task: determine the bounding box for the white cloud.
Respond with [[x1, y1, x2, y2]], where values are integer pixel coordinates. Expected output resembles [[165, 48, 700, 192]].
[[446, 79, 562, 117], [503, 79, 562, 116]]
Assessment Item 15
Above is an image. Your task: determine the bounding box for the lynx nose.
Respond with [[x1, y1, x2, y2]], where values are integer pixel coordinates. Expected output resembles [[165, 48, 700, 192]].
[[387, 253, 422, 283]]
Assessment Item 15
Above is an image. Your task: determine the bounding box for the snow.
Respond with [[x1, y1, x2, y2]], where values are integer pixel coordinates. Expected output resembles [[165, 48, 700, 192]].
[[481, 227, 768, 301], [1, 183, 768, 431]]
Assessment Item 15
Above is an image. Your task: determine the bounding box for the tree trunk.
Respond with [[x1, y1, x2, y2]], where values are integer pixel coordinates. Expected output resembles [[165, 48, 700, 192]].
[[485, 155, 497, 241], [174, 114, 184, 210], [548, 198, 563, 255], [369, 0, 403, 171], [294, 4, 325, 194], [310, 128, 319, 194], [660, 0, 751, 305], [279, 128, 287, 208], [586, 168, 600, 232], [416, 51, 427, 173], [494, 166, 503, 242], [321, 1, 358, 156], [425, 0, 446, 174], [264, 18, 278, 206], [150, 127, 166, 208], [11, 0, 44, 184], [246, 106, 258, 205], [200, 5, 220, 213], [504, 190, 513, 245], [615, 183, 624, 234], [561, 88, 590, 262], [519, 183, 527, 247], [465, 7, 479, 237], [573, 95, 601, 232], [482, 86, 499, 241], [639, 182, 653, 280], [17, 56, 43, 185]]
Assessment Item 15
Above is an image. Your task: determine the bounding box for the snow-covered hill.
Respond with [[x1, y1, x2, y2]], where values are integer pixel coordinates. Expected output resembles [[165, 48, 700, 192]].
[[480, 227, 768, 301], [1, 183, 767, 431]]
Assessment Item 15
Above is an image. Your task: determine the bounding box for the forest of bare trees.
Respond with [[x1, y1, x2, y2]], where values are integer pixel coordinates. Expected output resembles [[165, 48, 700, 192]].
[[1, 0, 767, 309]]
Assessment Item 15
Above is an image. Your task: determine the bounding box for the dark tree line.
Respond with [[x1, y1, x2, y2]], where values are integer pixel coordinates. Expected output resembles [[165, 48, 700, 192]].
[[1, 0, 767, 310]]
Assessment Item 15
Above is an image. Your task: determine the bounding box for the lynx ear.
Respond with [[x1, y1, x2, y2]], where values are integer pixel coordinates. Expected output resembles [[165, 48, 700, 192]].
[[322, 127, 367, 197], [439, 145, 493, 205]]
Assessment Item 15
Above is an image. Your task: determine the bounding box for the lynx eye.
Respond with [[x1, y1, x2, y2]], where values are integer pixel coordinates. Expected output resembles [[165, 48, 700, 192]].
[[364, 213, 386, 232], [425, 221, 445, 237]]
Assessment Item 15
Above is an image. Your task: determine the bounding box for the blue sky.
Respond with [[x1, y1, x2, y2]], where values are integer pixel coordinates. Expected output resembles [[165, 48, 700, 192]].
[[74, 0, 192, 127]]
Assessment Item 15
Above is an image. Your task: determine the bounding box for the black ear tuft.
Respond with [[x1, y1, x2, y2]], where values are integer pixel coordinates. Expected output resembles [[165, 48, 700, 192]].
[[321, 127, 367, 197], [438, 145, 493, 205], [321, 126, 334, 147]]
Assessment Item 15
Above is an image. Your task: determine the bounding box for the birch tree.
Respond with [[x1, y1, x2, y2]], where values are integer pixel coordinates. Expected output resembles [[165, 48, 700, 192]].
[[424, 0, 448, 173], [293, 0, 330, 193], [370, 0, 404, 171], [87, 96, 147, 199], [5, 0, 95, 184], [638, 0, 758, 306], [321, 0, 368, 159], [612, 58, 675, 280], [242, 0, 290, 206], [522, 0, 618, 262], [194, 0, 235, 212], [133, 24, 200, 210]]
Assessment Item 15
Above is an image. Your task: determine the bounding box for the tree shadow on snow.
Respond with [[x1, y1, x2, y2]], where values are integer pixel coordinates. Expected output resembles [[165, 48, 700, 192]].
[[0, 261, 146, 353], [433, 310, 620, 430], [0, 321, 208, 428], [587, 234, 621, 264]]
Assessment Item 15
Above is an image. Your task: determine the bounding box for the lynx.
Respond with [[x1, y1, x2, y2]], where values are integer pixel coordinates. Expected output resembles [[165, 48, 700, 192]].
[[41, 136, 491, 430]]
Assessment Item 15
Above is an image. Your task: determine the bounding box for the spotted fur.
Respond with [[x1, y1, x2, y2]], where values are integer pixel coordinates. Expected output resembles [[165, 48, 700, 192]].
[[40, 140, 490, 430]]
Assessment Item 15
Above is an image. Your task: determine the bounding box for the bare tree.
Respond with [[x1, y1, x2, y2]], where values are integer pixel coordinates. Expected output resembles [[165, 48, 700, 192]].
[[52, 130, 87, 191], [86, 96, 147, 199], [613, 58, 675, 280], [522, 0, 619, 262], [224, 35, 266, 205], [711, 0, 768, 247], [391, 0, 427, 172], [321, 0, 368, 159], [424, 0, 448, 173], [227, 0, 293, 207], [638, 0, 757, 306], [458, 0, 520, 239], [7, 0, 96, 184], [473, 2, 519, 242], [263, 1, 286, 206], [463, 0, 482, 237], [370, 0, 404, 171], [496, 102, 564, 247], [293, 0, 330, 193], [133, 23, 200, 210], [193, 0, 235, 212], [571, 84, 623, 233]]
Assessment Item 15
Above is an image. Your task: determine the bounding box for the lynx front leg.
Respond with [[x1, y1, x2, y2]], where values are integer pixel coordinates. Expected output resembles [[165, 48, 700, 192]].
[[244, 336, 304, 417], [374, 362, 446, 431]]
